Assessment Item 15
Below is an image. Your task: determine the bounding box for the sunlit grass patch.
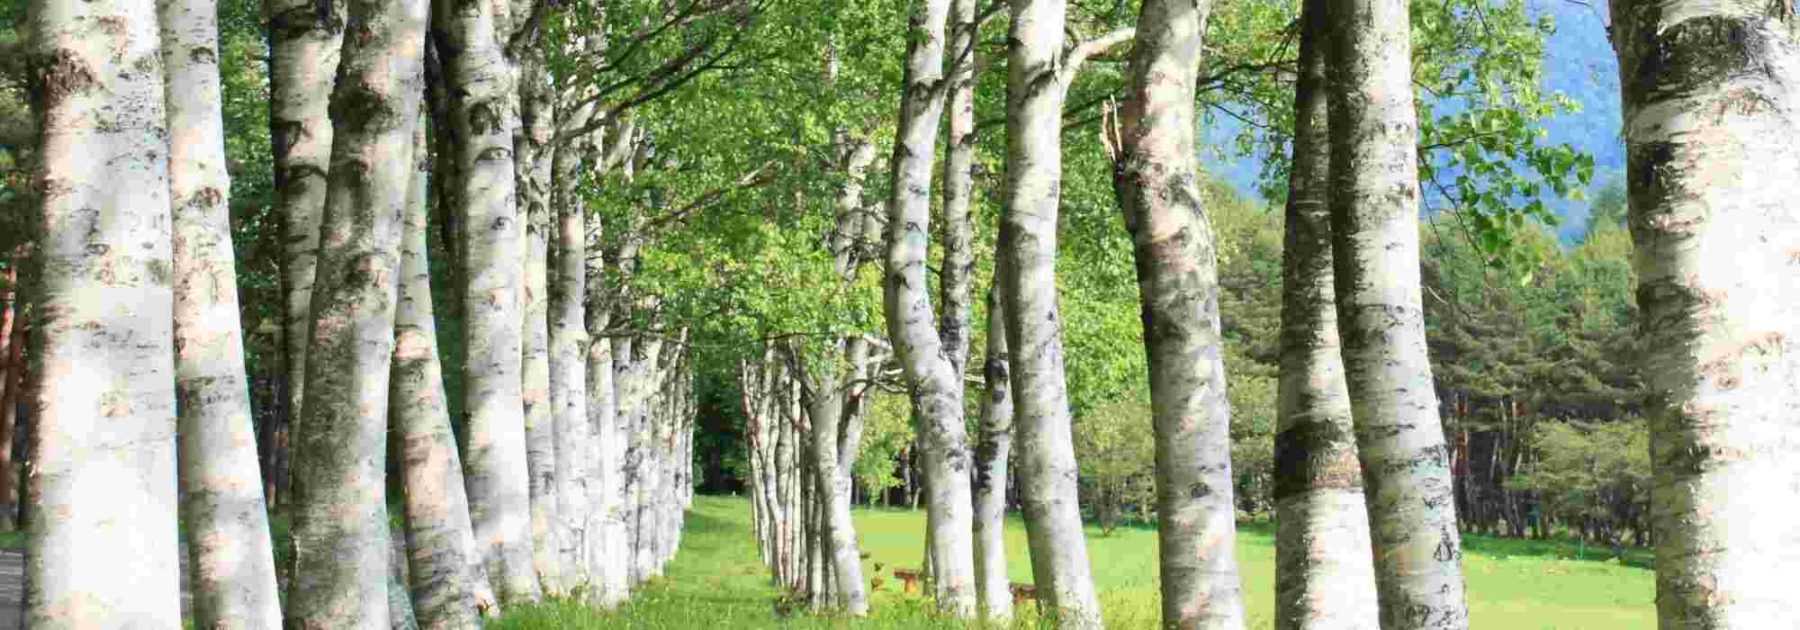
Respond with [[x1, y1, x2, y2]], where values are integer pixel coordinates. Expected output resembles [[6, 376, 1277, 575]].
[[493, 495, 1653, 629]]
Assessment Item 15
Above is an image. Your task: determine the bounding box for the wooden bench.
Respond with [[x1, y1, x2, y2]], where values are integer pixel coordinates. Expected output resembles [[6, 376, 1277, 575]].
[[892, 568, 923, 594], [1009, 582, 1037, 606], [887, 569, 1035, 607]]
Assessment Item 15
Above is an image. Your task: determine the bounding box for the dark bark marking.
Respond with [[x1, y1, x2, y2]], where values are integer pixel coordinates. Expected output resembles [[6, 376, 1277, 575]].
[[35, 49, 98, 109]]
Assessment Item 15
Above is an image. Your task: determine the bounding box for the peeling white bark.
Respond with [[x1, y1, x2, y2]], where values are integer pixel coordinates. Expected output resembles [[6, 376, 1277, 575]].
[[286, 0, 428, 621], [25, 0, 181, 623], [998, 0, 1113, 626], [1324, 0, 1468, 625], [884, 0, 978, 617], [161, 0, 285, 622], [1272, 2, 1379, 627], [1610, 3, 1800, 626], [1114, 2, 1248, 626]]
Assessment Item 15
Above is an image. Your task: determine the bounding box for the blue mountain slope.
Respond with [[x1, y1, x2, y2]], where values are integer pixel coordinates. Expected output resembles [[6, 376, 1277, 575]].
[[1534, 0, 1624, 239]]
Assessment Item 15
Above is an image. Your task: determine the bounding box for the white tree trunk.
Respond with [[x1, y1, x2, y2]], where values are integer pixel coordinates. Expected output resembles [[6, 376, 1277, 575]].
[[516, 55, 564, 596], [1115, 0, 1247, 626], [388, 518, 420, 630], [394, 119, 495, 629], [431, 0, 541, 602], [1324, 0, 1468, 625], [637, 356, 667, 580], [972, 288, 1014, 622], [1272, 2, 1379, 627], [549, 90, 596, 598], [999, 0, 1107, 625], [161, 0, 285, 622], [620, 333, 665, 583], [25, 0, 181, 623], [584, 217, 631, 607], [270, 0, 343, 473], [797, 342, 871, 616], [1609, 3, 1800, 626], [286, 0, 427, 621], [884, 0, 978, 617], [938, 0, 978, 378]]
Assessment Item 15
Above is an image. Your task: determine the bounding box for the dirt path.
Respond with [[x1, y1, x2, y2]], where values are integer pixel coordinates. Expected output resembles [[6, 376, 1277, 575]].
[[0, 551, 20, 630], [0, 549, 193, 629]]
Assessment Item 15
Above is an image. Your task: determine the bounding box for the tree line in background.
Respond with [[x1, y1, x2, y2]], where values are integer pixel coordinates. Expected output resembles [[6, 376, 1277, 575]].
[[0, 0, 1796, 626]]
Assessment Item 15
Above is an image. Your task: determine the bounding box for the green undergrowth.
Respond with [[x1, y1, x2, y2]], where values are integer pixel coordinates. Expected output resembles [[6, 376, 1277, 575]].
[[491, 495, 1653, 629]]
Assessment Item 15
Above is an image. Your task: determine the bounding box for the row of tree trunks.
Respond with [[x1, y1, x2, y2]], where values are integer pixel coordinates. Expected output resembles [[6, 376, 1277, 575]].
[[790, 336, 873, 615], [740, 352, 818, 599], [604, 315, 693, 589], [735, 44, 891, 610], [547, 39, 599, 599], [583, 312, 630, 607], [19, 0, 704, 624], [582, 141, 632, 604]]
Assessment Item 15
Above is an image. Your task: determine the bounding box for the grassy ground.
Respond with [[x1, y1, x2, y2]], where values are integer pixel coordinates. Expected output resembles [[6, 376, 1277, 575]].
[[492, 495, 1653, 628]]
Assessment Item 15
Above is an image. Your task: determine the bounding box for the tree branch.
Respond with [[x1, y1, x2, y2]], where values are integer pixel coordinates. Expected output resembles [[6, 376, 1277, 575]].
[[1060, 27, 1135, 84]]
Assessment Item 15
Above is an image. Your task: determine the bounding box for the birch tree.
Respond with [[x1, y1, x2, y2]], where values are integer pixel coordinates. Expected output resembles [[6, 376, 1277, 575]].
[[393, 118, 495, 629], [883, 0, 977, 616], [286, 0, 427, 620], [583, 124, 634, 608], [269, 0, 343, 480], [431, 0, 541, 602], [999, 1, 1131, 625], [162, 0, 283, 621], [516, 53, 565, 595], [548, 51, 598, 596], [938, 0, 978, 379], [1112, 0, 1246, 625], [792, 337, 874, 615], [1609, 1, 1800, 625], [1325, 0, 1468, 625], [25, 0, 181, 623], [1272, 0, 1379, 626], [972, 287, 1014, 621]]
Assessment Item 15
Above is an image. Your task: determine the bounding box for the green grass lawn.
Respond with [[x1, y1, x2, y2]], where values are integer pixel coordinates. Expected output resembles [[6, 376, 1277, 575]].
[[492, 495, 1652, 629]]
